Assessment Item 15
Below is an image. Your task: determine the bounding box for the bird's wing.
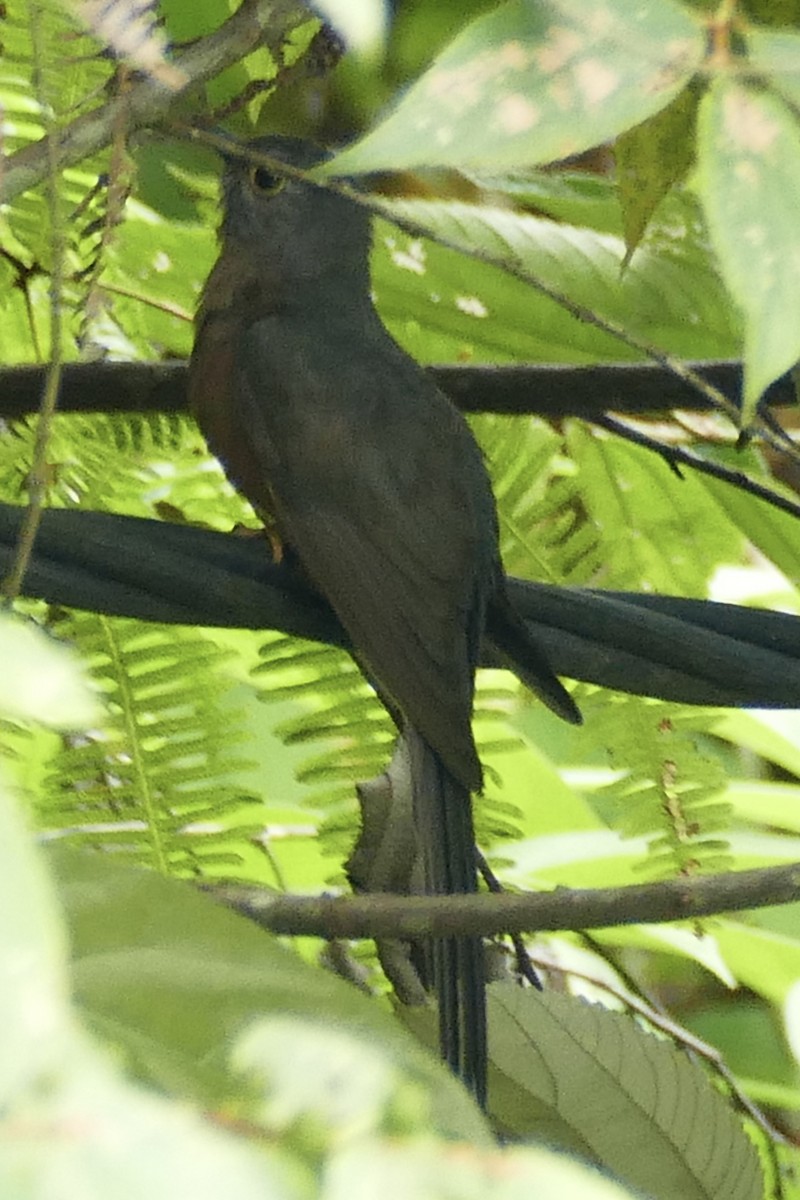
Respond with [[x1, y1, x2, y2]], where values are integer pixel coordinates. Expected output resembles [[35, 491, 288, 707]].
[[236, 315, 494, 790]]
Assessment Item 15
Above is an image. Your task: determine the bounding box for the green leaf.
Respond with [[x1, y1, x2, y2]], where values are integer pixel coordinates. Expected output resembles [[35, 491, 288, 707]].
[[713, 709, 800, 779], [0, 781, 70, 1104], [323, 1138, 643, 1200], [235, 1017, 427, 1139], [371, 192, 738, 368], [461, 169, 626, 235], [0, 612, 103, 729], [616, 82, 699, 258], [321, 0, 704, 175], [727, 779, 800, 834], [748, 26, 800, 110], [488, 984, 763, 1200], [698, 458, 800, 589], [50, 847, 490, 1143], [695, 77, 800, 423], [1, 1027, 300, 1200], [0, 787, 296, 1198], [713, 920, 800, 1007]]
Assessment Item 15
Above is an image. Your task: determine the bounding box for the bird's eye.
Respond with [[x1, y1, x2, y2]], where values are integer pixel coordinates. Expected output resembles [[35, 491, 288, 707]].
[[249, 165, 286, 194]]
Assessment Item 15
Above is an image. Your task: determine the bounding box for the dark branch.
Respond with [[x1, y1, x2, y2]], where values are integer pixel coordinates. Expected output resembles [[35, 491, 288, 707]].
[[0, 358, 796, 421], [3, 503, 800, 709], [203, 859, 800, 939]]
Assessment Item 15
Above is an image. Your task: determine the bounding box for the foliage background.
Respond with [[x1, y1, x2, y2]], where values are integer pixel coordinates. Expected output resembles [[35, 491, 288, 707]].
[[4, 0, 800, 1197]]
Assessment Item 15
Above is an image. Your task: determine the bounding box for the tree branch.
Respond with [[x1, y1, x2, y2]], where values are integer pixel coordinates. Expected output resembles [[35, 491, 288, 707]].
[[0, 0, 309, 204], [203, 859, 800, 939], [3, 502, 800, 707], [0, 358, 796, 421]]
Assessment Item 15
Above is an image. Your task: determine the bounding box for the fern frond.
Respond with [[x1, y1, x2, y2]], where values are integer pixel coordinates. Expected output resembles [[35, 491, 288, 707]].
[[564, 423, 747, 595], [582, 692, 732, 879], [474, 413, 605, 585], [0, 412, 252, 527], [254, 635, 392, 815], [254, 633, 533, 869], [36, 610, 260, 876], [1, 2, 126, 354], [3, 1, 109, 150]]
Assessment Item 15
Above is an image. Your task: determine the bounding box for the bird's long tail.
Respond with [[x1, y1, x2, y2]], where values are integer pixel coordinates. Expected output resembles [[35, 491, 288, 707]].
[[407, 726, 487, 1105]]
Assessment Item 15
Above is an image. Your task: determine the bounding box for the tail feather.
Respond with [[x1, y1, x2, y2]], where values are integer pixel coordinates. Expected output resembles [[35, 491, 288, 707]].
[[488, 593, 582, 725], [407, 727, 487, 1105]]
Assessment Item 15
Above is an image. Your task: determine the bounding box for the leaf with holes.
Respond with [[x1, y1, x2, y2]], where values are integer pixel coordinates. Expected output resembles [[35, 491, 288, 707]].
[[696, 77, 800, 425], [321, 0, 704, 175]]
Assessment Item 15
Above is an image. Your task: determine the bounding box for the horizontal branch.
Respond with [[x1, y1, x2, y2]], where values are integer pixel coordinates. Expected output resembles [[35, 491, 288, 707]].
[[3, 502, 800, 707], [0, 358, 795, 420], [204, 859, 800, 940]]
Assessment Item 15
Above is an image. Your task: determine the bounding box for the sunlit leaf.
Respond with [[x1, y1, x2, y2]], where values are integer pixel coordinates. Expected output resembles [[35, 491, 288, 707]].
[[695, 78, 800, 423], [322, 0, 704, 174]]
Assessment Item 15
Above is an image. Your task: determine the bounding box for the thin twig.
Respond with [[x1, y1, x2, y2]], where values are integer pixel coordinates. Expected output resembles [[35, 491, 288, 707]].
[[2, 6, 66, 601], [478, 849, 542, 989], [100, 281, 192, 321], [592, 413, 800, 523], [0, 0, 308, 203]]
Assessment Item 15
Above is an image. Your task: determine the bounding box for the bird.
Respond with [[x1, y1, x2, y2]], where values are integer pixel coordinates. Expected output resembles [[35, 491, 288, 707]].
[[188, 134, 581, 1106]]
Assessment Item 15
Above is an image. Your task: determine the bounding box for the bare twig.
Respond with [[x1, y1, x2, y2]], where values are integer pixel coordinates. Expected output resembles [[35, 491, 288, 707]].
[[202, 858, 800, 940], [2, 5, 67, 601], [0, 0, 310, 203], [592, 413, 800, 524]]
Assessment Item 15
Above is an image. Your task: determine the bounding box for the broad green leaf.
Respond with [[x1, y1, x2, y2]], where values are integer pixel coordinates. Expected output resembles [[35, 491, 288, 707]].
[[236, 1017, 422, 1139], [713, 920, 800, 1007], [488, 984, 762, 1200], [699, 466, 800, 590], [323, 1138, 642, 1200], [0, 611, 103, 729], [321, 0, 704, 175], [0, 791, 291, 1197], [748, 26, 800, 110], [462, 169, 626, 235], [616, 82, 699, 257], [50, 847, 490, 1143], [695, 78, 800, 423], [371, 193, 738, 369], [784, 978, 800, 1069], [726, 780, 800, 833], [101, 198, 214, 358], [0, 784, 70, 1104], [593, 925, 738, 989], [482, 738, 602, 838], [713, 709, 800, 778], [1, 1026, 299, 1200]]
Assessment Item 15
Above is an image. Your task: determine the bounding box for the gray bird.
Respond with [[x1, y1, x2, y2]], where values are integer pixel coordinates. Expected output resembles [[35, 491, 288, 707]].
[[188, 135, 581, 1106]]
